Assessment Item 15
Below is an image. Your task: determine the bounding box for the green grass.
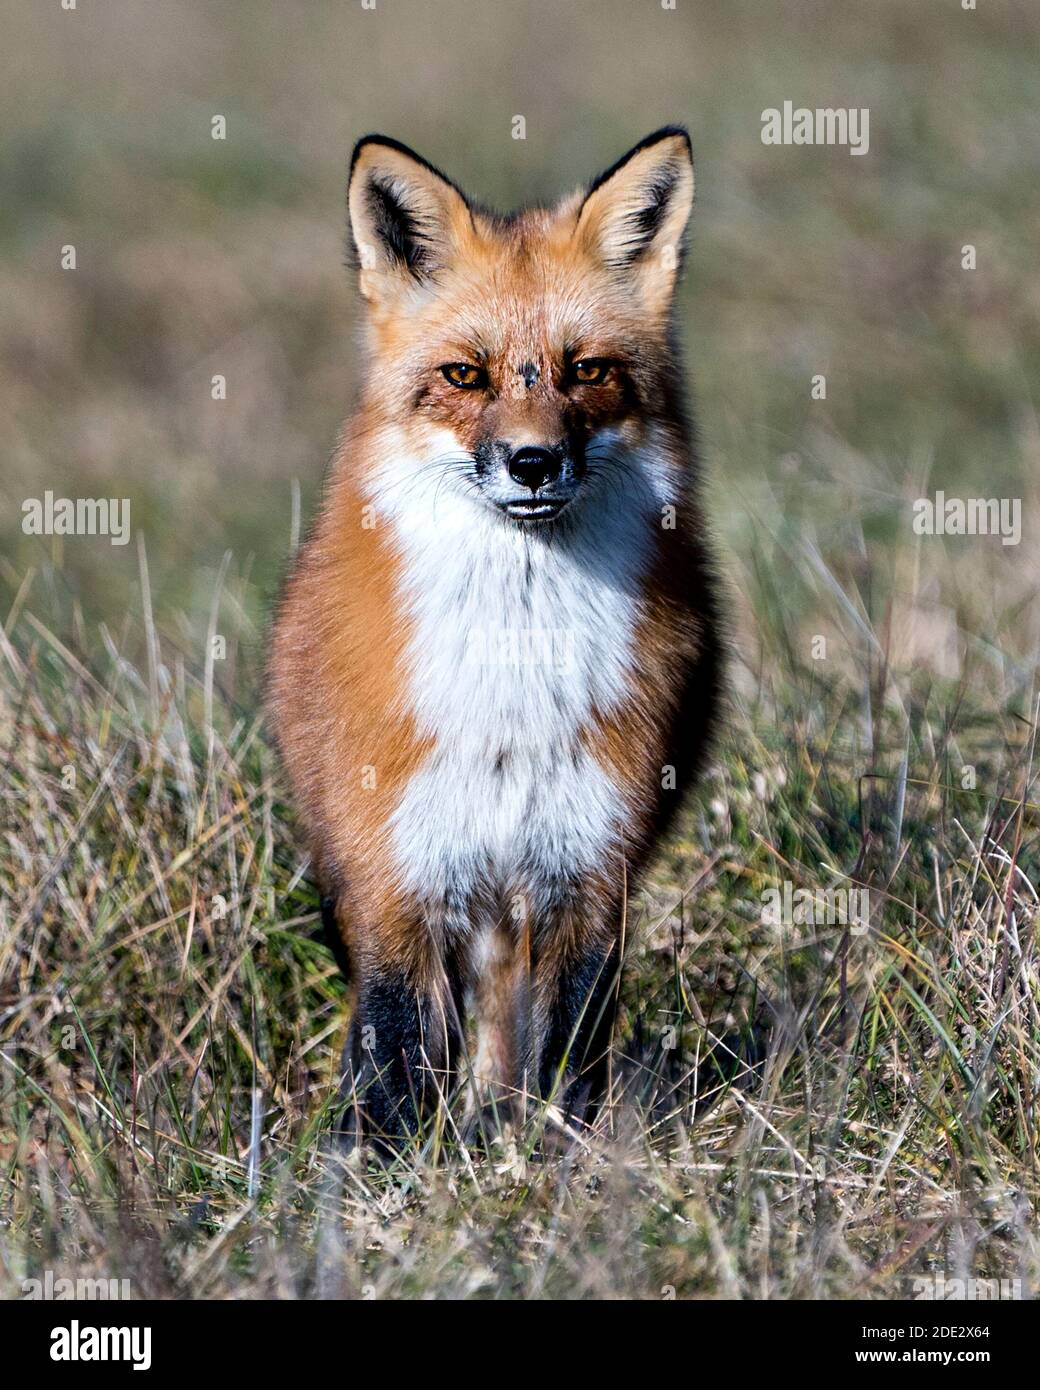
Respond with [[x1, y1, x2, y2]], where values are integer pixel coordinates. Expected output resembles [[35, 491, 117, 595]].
[[1, 0, 1038, 1300]]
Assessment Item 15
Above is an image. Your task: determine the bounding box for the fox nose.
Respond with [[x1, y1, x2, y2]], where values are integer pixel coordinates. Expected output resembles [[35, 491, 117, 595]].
[[507, 446, 561, 493]]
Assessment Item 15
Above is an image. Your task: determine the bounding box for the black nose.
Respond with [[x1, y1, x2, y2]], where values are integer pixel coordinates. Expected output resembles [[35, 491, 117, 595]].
[[507, 447, 561, 493]]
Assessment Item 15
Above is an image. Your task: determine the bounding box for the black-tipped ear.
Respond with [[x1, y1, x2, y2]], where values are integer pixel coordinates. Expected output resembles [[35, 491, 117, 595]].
[[347, 136, 471, 299], [573, 127, 694, 311]]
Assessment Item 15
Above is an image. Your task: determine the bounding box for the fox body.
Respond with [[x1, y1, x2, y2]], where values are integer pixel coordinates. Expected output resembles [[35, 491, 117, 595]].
[[269, 128, 721, 1146]]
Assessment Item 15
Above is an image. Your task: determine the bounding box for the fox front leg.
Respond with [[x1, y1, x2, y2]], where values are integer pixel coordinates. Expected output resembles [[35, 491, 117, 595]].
[[337, 960, 463, 1154], [527, 912, 620, 1126]]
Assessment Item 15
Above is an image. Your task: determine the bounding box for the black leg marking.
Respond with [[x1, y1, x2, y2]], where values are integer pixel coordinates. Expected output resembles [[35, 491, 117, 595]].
[[538, 943, 619, 1122], [321, 894, 352, 981], [337, 970, 462, 1153]]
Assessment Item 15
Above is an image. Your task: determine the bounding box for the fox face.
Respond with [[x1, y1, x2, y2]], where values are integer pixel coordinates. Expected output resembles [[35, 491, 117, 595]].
[[347, 129, 694, 524]]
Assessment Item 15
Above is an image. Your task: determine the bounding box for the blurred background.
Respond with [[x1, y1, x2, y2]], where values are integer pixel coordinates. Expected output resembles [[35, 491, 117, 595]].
[[2, 0, 1037, 682]]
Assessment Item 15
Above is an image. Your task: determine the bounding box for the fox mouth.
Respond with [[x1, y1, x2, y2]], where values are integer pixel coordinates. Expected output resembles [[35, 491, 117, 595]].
[[499, 497, 570, 522]]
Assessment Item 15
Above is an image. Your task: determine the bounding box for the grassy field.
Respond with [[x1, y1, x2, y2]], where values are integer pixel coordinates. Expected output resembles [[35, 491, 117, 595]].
[[1, 0, 1038, 1299]]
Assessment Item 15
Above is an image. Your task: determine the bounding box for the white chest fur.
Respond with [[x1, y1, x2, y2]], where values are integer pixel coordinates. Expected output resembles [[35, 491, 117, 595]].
[[369, 432, 670, 926]]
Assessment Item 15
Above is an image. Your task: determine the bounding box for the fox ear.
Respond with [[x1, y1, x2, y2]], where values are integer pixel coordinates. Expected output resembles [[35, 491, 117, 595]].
[[573, 127, 694, 313], [347, 136, 470, 300]]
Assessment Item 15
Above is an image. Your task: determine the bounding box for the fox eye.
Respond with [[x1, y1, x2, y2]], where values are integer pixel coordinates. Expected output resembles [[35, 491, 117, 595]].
[[570, 359, 609, 385], [441, 362, 488, 389]]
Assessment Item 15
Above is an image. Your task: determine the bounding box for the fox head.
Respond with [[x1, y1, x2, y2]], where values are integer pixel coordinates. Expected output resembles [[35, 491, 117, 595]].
[[347, 128, 694, 524]]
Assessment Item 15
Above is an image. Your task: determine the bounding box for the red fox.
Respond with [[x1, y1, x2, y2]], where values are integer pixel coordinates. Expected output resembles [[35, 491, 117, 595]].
[[269, 127, 721, 1148]]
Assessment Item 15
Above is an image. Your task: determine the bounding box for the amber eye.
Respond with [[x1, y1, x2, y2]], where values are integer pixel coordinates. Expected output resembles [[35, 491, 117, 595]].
[[441, 362, 488, 389], [570, 359, 609, 385]]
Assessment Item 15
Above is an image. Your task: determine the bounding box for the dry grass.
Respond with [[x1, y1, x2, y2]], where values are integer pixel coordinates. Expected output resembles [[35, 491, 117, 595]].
[[0, 554, 1037, 1298]]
